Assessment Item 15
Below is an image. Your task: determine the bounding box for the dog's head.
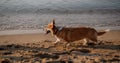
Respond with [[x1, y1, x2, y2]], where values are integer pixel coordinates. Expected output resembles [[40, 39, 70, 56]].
[[45, 19, 56, 34]]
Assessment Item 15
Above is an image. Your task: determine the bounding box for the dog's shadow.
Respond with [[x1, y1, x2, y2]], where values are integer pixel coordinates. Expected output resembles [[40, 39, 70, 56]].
[[79, 41, 120, 50], [53, 40, 120, 50]]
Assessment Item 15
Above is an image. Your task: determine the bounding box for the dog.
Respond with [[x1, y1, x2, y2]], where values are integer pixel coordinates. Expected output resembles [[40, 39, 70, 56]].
[[45, 19, 110, 46]]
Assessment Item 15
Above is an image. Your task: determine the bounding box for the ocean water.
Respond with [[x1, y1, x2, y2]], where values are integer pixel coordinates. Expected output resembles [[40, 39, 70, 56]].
[[0, 0, 120, 12], [0, 12, 120, 31], [0, 0, 120, 32]]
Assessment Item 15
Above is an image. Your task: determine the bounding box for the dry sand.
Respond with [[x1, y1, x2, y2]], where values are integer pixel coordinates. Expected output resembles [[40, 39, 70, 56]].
[[0, 30, 120, 63]]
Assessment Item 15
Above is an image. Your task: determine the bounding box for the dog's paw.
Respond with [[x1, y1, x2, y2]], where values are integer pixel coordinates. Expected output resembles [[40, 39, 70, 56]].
[[54, 41, 59, 44]]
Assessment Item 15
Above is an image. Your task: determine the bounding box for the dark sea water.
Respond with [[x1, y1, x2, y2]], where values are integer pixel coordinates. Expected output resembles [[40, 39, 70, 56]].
[[0, 0, 120, 32], [0, 0, 120, 12]]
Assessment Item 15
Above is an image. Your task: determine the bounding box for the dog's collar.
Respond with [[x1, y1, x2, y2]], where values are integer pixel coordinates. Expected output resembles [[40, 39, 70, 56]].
[[54, 26, 63, 34], [57, 26, 63, 31]]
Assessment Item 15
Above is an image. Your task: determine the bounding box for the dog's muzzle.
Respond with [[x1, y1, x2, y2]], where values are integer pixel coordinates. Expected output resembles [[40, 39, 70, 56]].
[[46, 30, 51, 34]]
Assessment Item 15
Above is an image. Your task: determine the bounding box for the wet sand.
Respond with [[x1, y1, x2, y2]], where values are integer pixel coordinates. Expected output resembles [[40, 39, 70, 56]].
[[0, 30, 120, 63]]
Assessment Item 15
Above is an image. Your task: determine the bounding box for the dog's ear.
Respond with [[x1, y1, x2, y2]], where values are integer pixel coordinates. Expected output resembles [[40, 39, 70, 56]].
[[52, 19, 55, 25], [50, 19, 55, 25]]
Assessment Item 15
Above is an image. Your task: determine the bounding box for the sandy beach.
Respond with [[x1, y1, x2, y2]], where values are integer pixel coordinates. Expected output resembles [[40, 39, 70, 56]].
[[0, 0, 120, 63], [0, 30, 120, 63], [0, 10, 120, 63]]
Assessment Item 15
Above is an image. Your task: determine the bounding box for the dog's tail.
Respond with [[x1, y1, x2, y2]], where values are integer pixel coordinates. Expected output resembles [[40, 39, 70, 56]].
[[97, 29, 110, 36]]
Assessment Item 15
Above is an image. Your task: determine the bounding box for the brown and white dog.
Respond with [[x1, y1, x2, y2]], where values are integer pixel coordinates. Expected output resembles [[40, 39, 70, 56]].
[[45, 19, 109, 45]]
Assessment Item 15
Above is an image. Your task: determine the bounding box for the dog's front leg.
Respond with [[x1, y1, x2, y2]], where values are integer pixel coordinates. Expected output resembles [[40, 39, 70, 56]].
[[55, 38, 60, 43], [54, 36, 60, 43]]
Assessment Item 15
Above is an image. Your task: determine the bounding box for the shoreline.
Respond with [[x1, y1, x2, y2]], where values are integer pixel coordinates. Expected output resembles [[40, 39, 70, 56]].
[[0, 26, 120, 35], [0, 30, 120, 45], [0, 29, 44, 35]]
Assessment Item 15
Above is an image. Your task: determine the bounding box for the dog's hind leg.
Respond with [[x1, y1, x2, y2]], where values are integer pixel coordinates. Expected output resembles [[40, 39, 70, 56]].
[[90, 38, 97, 42], [83, 38, 89, 46], [89, 32, 98, 42], [89, 35, 98, 45], [63, 42, 71, 50]]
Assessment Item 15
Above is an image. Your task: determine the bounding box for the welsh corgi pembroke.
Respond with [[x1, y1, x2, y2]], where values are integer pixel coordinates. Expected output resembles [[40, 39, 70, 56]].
[[45, 19, 110, 45]]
